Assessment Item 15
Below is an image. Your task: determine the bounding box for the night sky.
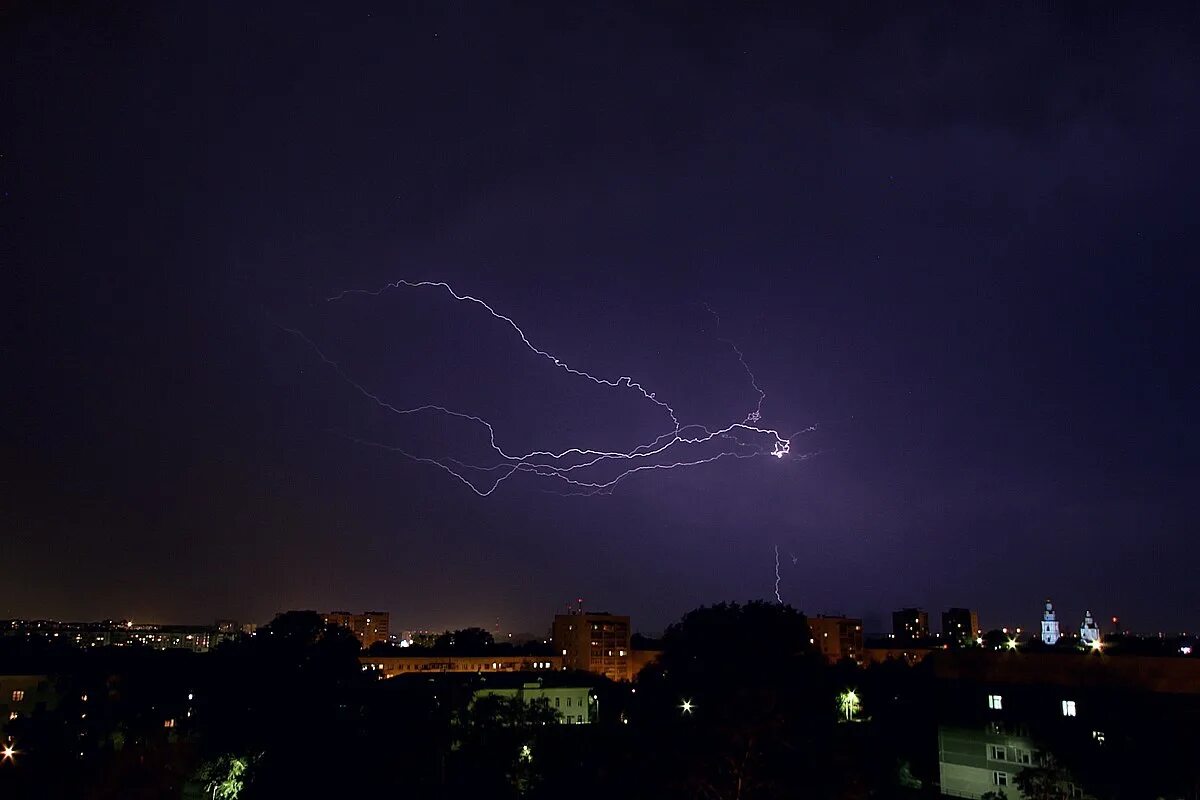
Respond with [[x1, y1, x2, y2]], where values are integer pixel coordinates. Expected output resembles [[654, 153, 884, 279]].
[[4, 3, 1198, 635]]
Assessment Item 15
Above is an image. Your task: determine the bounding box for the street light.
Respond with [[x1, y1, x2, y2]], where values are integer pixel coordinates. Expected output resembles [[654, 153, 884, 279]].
[[1, 742, 16, 764], [838, 689, 861, 722], [680, 698, 695, 715]]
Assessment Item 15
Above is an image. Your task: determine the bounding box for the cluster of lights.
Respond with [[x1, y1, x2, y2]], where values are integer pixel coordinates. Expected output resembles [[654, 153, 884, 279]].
[[290, 280, 807, 496]]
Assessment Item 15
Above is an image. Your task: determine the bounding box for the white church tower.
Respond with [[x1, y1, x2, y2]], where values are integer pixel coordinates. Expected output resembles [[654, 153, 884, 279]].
[[1041, 599, 1060, 645], [1080, 610, 1101, 646]]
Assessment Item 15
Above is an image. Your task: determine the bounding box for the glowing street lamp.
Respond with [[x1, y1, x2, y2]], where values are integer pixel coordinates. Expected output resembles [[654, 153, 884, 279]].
[[679, 698, 695, 715], [1006, 638, 1019, 651], [1, 742, 16, 764], [1089, 639, 1104, 653], [838, 689, 861, 722]]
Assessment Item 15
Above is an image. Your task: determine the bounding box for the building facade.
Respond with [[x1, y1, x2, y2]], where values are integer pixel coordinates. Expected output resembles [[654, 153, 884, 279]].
[[1079, 611, 1100, 646], [942, 608, 981, 645], [361, 654, 561, 679], [1, 675, 58, 739], [552, 612, 632, 681], [892, 608, 930, 641], [933, 650, 1200, 799], [474, 681, 595, 725], [808, 615, 864, 664], [324, 610, 390, 648], [939, 723, 1038, 799], [1040, 599, 1060, 645]]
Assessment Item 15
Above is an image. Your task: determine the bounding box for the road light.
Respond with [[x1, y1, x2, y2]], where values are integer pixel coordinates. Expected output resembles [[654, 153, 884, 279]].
[[680, 698, 694, 715], [838, 689, 861, 722], [1, 742, 16, 764]]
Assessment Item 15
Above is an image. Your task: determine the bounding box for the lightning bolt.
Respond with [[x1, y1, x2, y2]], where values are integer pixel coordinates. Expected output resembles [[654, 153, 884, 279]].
[[287, 280, 809, 496], [774, 545, 783, 604]]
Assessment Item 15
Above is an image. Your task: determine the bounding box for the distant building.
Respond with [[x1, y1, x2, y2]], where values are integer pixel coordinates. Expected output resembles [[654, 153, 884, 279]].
[[941, 608, 980, 644], [808, 615, 864, 664], [361, 654, 561, 679], [1080, 610, 1101, 646], [1040, 599, 1060, 645], [552, 612, 632, 681], [324, 611, 390, 648], [474, 679, 595, 725], [892, 608, 930, 641]]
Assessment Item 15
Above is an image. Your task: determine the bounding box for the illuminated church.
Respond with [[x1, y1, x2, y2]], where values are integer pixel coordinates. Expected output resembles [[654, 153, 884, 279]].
[[1040, 599, 1060, 645]]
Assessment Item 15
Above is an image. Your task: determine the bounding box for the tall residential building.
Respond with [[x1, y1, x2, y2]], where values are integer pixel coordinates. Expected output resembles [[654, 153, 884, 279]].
[[808, 615, 864, 664], [1040, 599, 1060, 645], [941, 608, 981, 644], [324, 610, 390, 648], [892, 608, 930, 641], [552, 612, 632, 681]]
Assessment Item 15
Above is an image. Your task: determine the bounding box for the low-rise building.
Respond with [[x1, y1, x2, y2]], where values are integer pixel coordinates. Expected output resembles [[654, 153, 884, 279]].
[[474, 679, 595, 725], [361, 654, 562, 679]]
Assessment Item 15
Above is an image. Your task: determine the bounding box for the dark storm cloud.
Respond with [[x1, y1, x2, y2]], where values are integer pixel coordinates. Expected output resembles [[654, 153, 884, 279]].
[[2, 2, 1197, 633]]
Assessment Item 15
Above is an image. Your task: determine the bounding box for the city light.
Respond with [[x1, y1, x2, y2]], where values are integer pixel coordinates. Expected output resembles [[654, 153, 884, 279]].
[[1089, 639, 1104, 653], [680, 698, 695, 715], [1, 742, 17, 764], [1006, 638, 1019, 651], [838, 689, 861, 722]]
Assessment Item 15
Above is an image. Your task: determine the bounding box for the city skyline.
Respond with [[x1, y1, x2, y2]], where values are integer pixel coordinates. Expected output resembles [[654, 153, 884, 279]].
[[5, 3, 1198, 632]]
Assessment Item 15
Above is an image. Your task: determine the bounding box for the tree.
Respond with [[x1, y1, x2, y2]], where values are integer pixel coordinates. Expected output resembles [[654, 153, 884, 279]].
[[1015, 755, 1073, 800], [195, 754, 256, 800], [434, 627, 495, 653], [450, 695, 558, 796]]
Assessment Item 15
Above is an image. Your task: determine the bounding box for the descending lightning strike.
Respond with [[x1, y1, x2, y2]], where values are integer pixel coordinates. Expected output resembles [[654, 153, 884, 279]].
[[774, 545, 783, 604], [287, 280, 805, 495]]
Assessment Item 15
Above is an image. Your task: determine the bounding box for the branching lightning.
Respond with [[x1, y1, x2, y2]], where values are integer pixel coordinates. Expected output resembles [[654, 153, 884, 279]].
[[288, 279, 810, 496]]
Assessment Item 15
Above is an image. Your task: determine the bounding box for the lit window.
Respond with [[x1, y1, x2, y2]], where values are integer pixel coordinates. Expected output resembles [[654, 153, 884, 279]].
[[992, 771, 1009, 787], [8, 712, 17, 721], [1062, 700, 1077, 717], [988, 745, 1007, 761], [11, 691, 24, 703], [987, 694, 1002, 710], [163, 719, 176, 728], [1092, 730, 1105, 744]]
